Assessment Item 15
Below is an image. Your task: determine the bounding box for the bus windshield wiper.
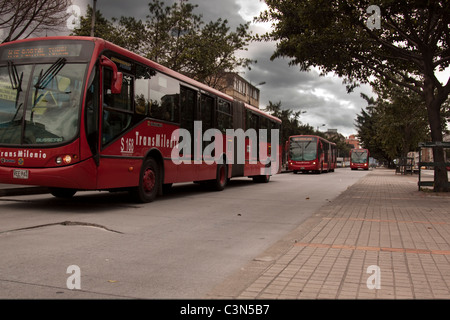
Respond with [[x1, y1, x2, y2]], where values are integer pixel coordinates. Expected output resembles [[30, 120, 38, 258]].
[[8, 61, 23, 92], [33, 58, 66, 113], [7, 61, 24, 123], [34, 57, 66, 90]]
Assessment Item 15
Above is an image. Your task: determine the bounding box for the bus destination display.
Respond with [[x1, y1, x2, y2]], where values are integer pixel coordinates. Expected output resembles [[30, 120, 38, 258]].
[[291, 137, 315, 141], [1, 43, 83, 60]]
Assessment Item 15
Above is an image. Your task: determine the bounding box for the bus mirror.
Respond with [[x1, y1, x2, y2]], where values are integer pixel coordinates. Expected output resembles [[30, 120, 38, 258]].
[[113, 72, 123, 94], [100, 55, 123, 94]]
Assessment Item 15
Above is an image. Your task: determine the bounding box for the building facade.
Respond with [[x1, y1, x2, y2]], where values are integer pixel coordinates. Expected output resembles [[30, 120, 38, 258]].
[[218, 73, 260, 108], [345, 134, 361, 149]]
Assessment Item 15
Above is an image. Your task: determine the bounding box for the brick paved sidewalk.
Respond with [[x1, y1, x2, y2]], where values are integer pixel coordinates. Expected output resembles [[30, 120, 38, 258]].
[[210, 169, 450, 299]]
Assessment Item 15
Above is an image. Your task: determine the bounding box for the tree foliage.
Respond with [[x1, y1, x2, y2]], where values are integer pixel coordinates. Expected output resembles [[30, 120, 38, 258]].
[[356, 85, 432, 166], [263, 101, 313, 144], [72, 0, 254, 89], [258, 0, 450, 191], [355, 95, 390, 164], [0, 0, 69, 43], [71, 4, 115, 41]]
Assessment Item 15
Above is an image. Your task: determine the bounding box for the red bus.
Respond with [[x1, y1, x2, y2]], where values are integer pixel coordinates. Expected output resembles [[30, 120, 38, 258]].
[[0, 36, 281, 202], [287, 135, 337, 173], [350, 148, 369, 170]]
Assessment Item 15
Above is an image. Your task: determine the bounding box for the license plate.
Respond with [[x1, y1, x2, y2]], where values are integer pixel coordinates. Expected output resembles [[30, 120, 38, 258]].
[[300, 167, 305, 170], [13, 169, 29, 179]]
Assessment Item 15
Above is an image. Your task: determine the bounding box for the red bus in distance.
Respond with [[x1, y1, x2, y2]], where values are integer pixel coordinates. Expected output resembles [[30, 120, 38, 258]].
[[350, 148, 370, 170], [287, 135, 337, 174], [0, 37, 281, 202]]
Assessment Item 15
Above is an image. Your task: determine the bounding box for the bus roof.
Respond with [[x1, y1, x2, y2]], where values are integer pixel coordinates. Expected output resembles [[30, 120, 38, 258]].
[[1, 36, 280, 123]]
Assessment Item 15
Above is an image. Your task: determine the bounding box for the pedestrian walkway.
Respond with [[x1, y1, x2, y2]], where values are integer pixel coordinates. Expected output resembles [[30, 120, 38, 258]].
[[208, 168, 450, 299]]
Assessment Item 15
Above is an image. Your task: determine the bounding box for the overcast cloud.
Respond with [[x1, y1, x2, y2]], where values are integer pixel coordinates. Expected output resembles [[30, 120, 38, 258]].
[[70, 0, 376, 137]]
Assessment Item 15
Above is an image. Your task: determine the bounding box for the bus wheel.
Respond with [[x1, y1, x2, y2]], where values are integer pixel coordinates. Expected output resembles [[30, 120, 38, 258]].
[[211, 163, 228, 191], [50, 187, 77, 199], [133, 158, 159, 203]]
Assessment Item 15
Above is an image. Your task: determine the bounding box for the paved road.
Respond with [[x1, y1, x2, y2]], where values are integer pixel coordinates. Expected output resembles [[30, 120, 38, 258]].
[[0, 168, 369, 299]]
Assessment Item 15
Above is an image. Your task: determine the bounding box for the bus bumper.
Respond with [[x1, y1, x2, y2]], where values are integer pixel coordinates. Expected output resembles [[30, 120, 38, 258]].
[[0, 158, 98, 190], [288, 162, 317, 171], [351, 163, 369, 170]]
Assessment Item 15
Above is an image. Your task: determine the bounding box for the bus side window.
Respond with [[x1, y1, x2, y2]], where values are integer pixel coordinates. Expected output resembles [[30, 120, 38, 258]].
[[246, 110, 259, 134], [200, 94, 214, 153], [260, 117, 269, 142], [217, 99, 232, 133], [135, 65, 156, 116], [180, 86, 196, 139], [149, 72, 180, 122]]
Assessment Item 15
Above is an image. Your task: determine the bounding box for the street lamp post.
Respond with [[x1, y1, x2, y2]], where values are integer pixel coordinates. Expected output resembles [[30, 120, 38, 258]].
[[90, 0, 97, 37], [317, 124, 326, 131]]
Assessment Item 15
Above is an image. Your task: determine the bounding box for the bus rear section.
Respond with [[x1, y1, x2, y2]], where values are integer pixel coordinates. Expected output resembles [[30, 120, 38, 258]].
[[350, 148, 369, 170]]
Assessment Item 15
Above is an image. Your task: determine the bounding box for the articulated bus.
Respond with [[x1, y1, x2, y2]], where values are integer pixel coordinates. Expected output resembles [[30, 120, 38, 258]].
[[0, 36, 281, 202], [287, 135, 337, 174], [350, 148, 370, 170]]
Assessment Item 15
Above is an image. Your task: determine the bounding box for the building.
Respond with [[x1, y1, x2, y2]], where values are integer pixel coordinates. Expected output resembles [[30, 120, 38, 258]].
[[324, 129, 339, 140], [346, 134, 361, 149], [218, 73, 260, 108]]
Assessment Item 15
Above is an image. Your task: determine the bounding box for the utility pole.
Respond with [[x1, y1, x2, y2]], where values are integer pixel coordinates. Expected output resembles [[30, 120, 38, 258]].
[[90, 0, 97, 37]]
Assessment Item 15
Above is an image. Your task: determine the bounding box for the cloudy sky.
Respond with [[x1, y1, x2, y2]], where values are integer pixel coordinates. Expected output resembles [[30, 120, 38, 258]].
[[69, 0, 376, 137]]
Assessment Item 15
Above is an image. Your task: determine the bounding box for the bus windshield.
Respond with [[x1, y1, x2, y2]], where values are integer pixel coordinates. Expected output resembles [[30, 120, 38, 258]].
[[351, 150, 368, 163], [0, 61, 87, 145], [289, 137, 317, 161]]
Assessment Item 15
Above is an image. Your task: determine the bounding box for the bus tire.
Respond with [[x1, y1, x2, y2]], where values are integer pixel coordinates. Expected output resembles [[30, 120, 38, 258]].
[[211, 163, 228, 191], [50, 187, 77, 199], [133, 157, 159, 203]]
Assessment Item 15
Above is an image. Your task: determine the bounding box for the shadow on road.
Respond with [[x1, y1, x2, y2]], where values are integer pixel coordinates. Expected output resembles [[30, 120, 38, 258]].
[[0, 177, 270, 213]]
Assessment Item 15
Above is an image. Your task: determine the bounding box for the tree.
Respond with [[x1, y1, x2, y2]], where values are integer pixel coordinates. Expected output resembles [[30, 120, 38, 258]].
[[356, 86, 431, 166], [72, 0, 254, 89], [263, 101, 314, 144], [142, 0, 204, 69], [0, 0, 69, 43], [374, 83, 430, 160], [326, 133, 353, 160], [355, 94, 394, 166], [258, 0, 450, 191], [189, 19, 254, 89], [71, 5, 116, 41]]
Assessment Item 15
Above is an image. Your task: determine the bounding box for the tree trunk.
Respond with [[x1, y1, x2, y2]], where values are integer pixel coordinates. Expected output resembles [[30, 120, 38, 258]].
[[424, 79, 449, 192]]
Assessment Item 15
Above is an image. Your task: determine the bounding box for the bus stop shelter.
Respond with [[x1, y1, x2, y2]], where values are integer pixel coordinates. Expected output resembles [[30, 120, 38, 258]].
[[417, 141, 450, 191]]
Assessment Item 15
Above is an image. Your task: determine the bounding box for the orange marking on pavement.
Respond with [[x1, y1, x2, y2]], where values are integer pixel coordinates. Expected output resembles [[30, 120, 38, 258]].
[[294, 242, 450, 255], [322, 217, 447, 225]]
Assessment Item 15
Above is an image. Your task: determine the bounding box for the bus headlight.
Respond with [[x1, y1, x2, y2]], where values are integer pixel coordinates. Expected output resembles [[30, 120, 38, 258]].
[[55, 155, 75, 165], [63, 155, 72, 164]]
